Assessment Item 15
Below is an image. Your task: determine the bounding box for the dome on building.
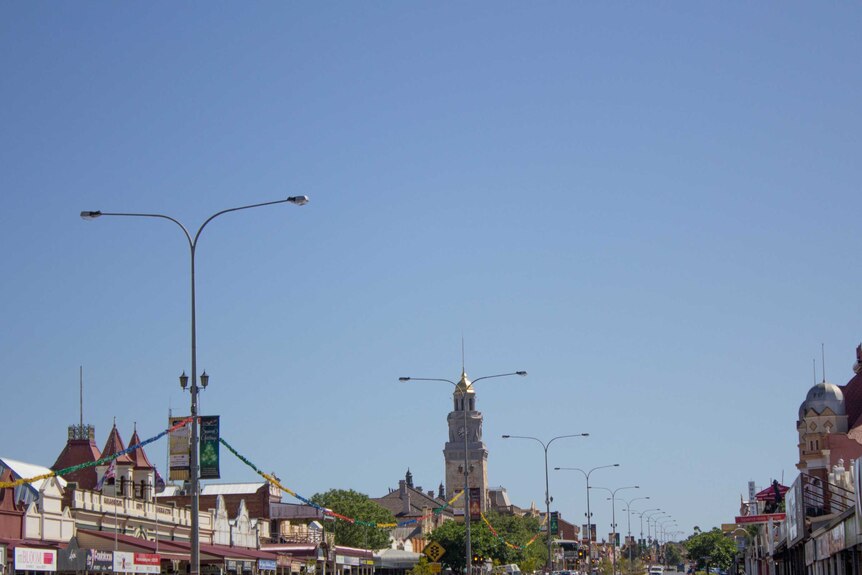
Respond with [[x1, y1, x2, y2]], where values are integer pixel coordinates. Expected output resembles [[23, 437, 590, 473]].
[[799, 381, 846, 419]]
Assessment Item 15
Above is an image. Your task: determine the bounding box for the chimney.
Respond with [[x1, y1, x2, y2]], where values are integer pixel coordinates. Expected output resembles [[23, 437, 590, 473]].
[[403, 491, 411, 515]]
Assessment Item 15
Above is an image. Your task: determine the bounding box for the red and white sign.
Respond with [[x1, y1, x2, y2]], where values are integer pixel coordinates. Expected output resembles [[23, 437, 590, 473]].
[[113, 551, 160, 573], [15, 548, 57, 572], [735, 513, 786, 524]]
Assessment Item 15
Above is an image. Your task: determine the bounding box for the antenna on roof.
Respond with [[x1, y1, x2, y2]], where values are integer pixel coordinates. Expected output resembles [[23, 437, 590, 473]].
[[822, 343, 827, 383], [80, 365, 84, 430]]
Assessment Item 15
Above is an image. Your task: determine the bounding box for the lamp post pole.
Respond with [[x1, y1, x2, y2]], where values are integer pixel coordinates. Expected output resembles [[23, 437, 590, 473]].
[[501, 434, 590, 573], [592, 486, 639, 575], [622, 497, 650, 566], [81, 196, 309, 575], [400, 370, 526, 575], [554, 464, 619, 575]]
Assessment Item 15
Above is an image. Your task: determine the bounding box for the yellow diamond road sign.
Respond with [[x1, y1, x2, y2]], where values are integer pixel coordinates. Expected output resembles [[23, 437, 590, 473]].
[[425, 542, 445, 562]]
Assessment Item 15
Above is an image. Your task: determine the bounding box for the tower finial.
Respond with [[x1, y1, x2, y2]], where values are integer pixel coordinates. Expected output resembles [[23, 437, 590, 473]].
[[813, 358, 817, 385], [461, 333, 465, 377]]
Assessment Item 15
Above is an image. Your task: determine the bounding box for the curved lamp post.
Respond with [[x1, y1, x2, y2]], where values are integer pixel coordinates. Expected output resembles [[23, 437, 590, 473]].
[[400, 370, 526, 574], [81, 196, 309, 575], [592, 485, 638, 575], [555, 464, 619, 574], [501, 434, 589, 572], [621, 497, 649, 565]]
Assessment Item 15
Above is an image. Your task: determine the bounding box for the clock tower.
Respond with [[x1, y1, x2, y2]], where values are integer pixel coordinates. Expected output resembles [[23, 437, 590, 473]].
[[443, 371, 489, 512]]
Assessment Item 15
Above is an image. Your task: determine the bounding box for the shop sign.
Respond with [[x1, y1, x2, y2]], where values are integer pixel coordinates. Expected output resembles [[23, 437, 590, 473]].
[[241, 560, 254, 573], [113, 551, 161, 573], [201, 566, 222, 575], [58, 543, 87, 572], [226, 560, 238, 573], [735, 513, 785, 524], [135, 553, 161, 573], [0, 546, 6, 568], [786, 477, 804, 546], [258, 560, 277, 571], [87, 550, 114, 572], [15, 548, 57, 572]]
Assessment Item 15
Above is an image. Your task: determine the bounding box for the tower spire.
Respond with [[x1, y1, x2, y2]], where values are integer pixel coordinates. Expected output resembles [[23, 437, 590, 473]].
[[461, 334, 466, 379]]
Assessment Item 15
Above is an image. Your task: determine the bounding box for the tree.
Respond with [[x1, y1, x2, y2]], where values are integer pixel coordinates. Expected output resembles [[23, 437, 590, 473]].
[[684, 528, 737, 572], [428, 512, 547, 573], [409, 556, 437, 575], [663, 543, 683, 567], [310, 489, 395, 550]]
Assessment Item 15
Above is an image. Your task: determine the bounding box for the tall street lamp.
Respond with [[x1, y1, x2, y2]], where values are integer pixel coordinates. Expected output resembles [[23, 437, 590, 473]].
[[621, 496, 649, 565], [635, 508, 661, 543], [81, 196, 309, 575], [501, 434, 590, 572], [400, 370, 526, 575], [555, 464, 619, 575], [592, 485, 638, 575]]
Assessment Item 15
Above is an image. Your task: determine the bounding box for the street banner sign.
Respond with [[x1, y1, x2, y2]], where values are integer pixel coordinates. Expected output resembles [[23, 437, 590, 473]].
[[469, 488, 481, 520], [550, 512, 559, 535], [735, 513, 785, 524], [200, 415, 220, 479], [169, 416, 190, 481]]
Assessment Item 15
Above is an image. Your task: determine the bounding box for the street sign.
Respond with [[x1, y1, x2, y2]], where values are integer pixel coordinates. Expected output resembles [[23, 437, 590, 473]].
[[425, 542, 445, 562], [429, 563, 442, 573], [735, 513, 785, 524]]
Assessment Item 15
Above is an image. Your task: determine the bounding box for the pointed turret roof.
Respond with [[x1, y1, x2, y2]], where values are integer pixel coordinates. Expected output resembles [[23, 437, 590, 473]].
[[52, 424, 102, 490], [128, 427, 154, 470], [101, 423, 133, 464]]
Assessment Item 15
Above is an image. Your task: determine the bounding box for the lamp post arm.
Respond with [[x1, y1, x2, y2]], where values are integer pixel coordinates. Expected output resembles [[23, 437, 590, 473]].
[[85, 212, 194, 247]]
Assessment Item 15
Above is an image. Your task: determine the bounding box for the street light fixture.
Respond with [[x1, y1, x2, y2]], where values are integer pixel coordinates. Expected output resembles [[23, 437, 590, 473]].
[[400, 370, 526, 574], [501, 434, 589, 572], [555, 464, 619, 574], [591, 485, 638, 575], [81, 196, 308, 575], [621, 496, 649, 566]]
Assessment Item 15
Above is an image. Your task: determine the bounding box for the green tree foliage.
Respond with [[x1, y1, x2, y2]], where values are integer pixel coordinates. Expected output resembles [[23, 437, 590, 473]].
[[663, 543, 683, 567], [310, 489, 395, 550], [684, 528, 737, 571], [428, 512, 547, 573], [409, 556, 437, 575]]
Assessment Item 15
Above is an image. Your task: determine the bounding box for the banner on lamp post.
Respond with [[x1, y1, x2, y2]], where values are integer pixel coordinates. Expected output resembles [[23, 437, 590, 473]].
[[199, 416, 220, 479], [169, 416, 190, 481], [469, 488, 481, 520]]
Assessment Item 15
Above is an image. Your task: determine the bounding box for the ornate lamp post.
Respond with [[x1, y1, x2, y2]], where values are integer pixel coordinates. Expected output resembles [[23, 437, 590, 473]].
[[400, 370, 526, 574], [501, 434, 589, 572], [81, 196, 309, 575]]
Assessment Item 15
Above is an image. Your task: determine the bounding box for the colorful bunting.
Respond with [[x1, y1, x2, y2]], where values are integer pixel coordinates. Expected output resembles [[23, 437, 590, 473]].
[[0, 417, 193, 489]]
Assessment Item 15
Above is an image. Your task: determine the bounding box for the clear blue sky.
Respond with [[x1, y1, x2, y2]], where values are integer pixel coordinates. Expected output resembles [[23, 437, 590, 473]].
[[2, 2, 861, 541]]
